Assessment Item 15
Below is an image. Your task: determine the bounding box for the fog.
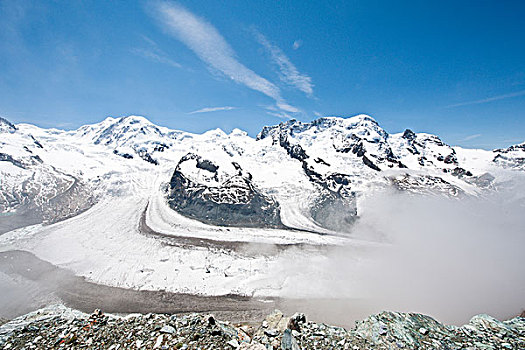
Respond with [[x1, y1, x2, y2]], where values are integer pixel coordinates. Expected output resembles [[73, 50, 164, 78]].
[[0, 271, 59, 319], [276, 176, 525, 325]]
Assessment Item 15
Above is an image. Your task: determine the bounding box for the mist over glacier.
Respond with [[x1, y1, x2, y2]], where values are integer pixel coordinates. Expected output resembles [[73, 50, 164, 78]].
[[274, 174, 525, 325]]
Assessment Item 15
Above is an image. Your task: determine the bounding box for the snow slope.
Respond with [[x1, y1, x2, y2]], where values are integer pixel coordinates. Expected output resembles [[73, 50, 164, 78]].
[[0, 114, 523, 296]]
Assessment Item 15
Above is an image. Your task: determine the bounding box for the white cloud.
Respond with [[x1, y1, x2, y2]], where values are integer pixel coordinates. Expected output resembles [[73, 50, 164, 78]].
[[446, 89, 525, 108], [254, 30, 314, 96], [151, 1, 296, 113], [188, 106, 237, 114], [131, 47, 181, 68], [264, 103, 300, 116], [266, 111, 292, 120], [460, 133, 482, 142], [292, 39, 302, 50], [276, 101, 300, 113]]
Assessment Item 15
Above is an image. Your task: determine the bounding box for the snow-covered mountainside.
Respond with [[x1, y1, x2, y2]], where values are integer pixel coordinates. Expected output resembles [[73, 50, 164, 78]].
[[257, 115, 494, 199], [0, 114, 522, 234], [0, 118, 94, 234], [0, 114, 523, 298]]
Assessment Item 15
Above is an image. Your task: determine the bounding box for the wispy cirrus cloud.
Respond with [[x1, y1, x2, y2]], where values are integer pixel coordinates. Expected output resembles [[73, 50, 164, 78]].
[[266, 111, 292, 120], [264, 104, 295, 120], [292, 40, 302, 50], [188, 106, 237, 114], [131, 47, 181, 68], [150, 1, 297, 113], [460, 133, 482, 142], [446, 89, 525, 108], [254, 30, 314, 97]]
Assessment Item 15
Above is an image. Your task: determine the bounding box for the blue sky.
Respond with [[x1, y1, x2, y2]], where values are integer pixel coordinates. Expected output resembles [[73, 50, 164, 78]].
[[0, 0, 524, 149]]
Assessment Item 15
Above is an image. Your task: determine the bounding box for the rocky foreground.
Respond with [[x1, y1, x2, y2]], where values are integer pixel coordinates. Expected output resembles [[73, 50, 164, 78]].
[[0, 305, 524, 349]]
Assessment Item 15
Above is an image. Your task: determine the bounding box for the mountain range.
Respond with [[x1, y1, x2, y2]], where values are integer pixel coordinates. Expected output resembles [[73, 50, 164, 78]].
[[1, 113, 525, 301], [1, 114, 524, 235]]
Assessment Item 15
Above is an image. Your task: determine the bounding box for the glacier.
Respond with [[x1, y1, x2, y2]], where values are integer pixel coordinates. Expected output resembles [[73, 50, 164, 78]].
[[0, 114, 524, 309]]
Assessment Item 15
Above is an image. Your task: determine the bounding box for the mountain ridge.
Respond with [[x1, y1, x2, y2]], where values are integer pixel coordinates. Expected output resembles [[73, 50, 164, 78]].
[[1, 113, 524, 302], [1, 113, 524, 234]]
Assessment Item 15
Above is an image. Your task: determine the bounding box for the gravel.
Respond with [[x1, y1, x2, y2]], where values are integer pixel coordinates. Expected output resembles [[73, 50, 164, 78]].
[[0, 305, 523, 349]]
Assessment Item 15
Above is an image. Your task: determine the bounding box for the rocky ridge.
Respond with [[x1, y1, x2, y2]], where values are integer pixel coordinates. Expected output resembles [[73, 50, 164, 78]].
[[167, 153, 283, 228], [0, 305, 523, 350]]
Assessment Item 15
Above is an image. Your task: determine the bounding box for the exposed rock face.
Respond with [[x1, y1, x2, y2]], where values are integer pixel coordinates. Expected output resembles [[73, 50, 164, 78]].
[[256, 114, 485, 204], [362, 154, 381, 171], [402, 128, 416, 141], [352, 311, 525, 350], [468, 172, 495, 188], [258, 120, 359, 230], [0, 171, 95, 234], [495, 143, 525, 154], [0, 153, 25, 168], [167, 153, 283, 228], [493, 154, 525, 170], [1, 306, 524, 350], [390, 174, 464, 197], [0, 117, 17, 133], [136, 148, 158, 165], [493, 142, 525, 170], [451, 167, 473, 178], [0, 118, 96, 233]]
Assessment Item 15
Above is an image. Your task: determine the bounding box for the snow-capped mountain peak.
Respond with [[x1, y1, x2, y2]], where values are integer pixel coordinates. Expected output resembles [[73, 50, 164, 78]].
[[75, 115, 168, 146], [257, 114, 386, 142]]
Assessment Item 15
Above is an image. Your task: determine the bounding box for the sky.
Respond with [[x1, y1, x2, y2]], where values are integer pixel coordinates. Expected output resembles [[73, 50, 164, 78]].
[[0, 0, 524, 149]]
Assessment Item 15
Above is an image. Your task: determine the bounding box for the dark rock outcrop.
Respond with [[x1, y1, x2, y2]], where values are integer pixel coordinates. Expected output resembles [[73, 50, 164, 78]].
[[113, 150, 134, 159], [362, 155, 381, 171], [136, 149, 158, 165], [258, 123, 359, 230], [0, 117, 17, 133], [0, 153, 25, 168], [390, 174, 464, 197], [402, 128, 416, 141], [167, 154, 283, 228], [493, 153, 525, 169]]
